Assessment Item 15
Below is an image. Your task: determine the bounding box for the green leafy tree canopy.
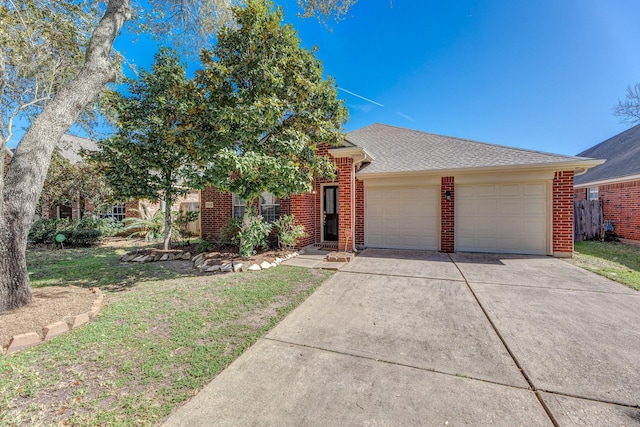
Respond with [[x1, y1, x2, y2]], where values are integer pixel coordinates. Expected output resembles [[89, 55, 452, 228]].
[[91, 47, 201, 250], [195, 0, 348, 204]]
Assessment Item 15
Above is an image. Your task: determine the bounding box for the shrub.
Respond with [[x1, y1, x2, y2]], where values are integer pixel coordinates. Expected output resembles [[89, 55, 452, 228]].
[[217, 217, 242, 248], [273, 215, 307, 249], [122, 206, 164, 242], [28, 218, 105, 247], [235, 215, 272, 257], [28, 218, 71, 244]]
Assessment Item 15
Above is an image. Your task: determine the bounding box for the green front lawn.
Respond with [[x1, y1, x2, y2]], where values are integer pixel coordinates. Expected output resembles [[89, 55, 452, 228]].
[[1, 243, 332, 425], [573, 240, 640, 291]]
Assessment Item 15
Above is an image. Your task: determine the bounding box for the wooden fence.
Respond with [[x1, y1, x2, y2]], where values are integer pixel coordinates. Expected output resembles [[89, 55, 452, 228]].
[[574, 200, 603, 241]]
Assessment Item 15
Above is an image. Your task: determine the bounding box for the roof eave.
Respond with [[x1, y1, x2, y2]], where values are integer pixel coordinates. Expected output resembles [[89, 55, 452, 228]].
[[356, 159, 606, 180], [328, 146, 375, 168], [574, 172, 640, 189]]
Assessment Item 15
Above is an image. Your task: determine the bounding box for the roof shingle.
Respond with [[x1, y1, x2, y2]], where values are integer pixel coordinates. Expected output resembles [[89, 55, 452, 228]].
[[574, 124, 640, 185], [344, 124, 593, 175]]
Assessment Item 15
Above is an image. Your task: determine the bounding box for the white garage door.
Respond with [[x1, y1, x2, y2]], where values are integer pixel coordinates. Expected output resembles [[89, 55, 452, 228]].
[[456, 183, 548, 255], [365, 186, 438, 250]]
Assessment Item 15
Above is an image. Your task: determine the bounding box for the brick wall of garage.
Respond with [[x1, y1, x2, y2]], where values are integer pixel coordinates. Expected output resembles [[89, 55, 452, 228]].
[[441, 176, 455, 253], [553, 171, 575, 256]]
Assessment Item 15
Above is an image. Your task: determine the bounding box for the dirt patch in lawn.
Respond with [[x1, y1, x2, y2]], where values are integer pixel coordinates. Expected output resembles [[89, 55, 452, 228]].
[[0, 286, 97, 353]]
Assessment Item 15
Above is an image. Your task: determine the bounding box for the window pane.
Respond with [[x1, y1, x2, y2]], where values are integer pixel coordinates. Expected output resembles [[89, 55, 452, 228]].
[[233, 205, 245, 218], [259, 192, 280, 222], [325, 188, 335, 214], [232, 194, 246, 206]]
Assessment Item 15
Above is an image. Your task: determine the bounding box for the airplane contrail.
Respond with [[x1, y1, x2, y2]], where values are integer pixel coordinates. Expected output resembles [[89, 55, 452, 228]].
[[337, 87, 385, 107]]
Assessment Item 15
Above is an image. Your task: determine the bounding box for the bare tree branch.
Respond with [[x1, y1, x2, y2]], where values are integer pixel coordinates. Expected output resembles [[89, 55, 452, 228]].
[[614, 83, 640, 125]]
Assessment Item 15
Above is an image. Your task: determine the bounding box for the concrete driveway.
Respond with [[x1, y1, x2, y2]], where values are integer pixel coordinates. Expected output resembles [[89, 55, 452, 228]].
[[164, 249, 640, 426]]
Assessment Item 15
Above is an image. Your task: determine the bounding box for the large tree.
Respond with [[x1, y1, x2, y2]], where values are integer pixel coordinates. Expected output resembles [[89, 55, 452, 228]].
[[92, 48, 203, 250], [193, 0, 347, 256], [0, 0, 355, 311], [614, 83, 640, 125]]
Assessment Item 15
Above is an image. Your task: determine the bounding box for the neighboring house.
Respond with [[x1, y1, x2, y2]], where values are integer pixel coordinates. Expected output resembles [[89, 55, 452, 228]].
[[574, 124, 640, 241], [47, 134, 100, 220], [201, 123, 603, 257], [46, 135, 201, 234]]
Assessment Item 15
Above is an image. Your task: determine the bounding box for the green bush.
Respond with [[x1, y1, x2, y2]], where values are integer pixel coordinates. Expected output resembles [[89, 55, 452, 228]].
[[235, 215, 272, 257], [28, 217, 108, 247], [217, 217, 242, 248], [28, 218, 71, 244], [122, 206, 164, 242], [273, 215, 307, 249]]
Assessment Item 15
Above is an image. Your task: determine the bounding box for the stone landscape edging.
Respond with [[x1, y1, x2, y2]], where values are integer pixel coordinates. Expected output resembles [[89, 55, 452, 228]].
[[119, 248, 303, 273], [191, 251, 300, 273], [2, 288, 104, 357]]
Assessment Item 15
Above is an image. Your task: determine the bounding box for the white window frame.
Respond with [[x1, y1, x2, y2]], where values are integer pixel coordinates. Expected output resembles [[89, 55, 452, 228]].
[[232, 194, 246, 219], [232, 193, 280, 222], [100, 204, 126, 222], [260, 192, 280, 223], [588, 187, 599, 201]]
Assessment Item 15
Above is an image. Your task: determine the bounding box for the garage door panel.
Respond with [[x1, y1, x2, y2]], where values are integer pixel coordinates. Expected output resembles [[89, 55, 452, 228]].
[[456, 183, 547, 255], [365, 186, 438, 250]]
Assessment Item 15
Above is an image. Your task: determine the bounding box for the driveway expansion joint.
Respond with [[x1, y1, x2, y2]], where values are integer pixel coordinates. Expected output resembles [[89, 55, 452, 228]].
[[447, 255, 541, 390], [464, 279, 640, 295], [339, 269, 467, 282], [264, 336, 533, 392]]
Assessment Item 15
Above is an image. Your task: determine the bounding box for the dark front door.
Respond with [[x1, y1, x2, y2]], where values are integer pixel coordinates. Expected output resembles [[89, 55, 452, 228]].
[[323, 186, 338, 241]]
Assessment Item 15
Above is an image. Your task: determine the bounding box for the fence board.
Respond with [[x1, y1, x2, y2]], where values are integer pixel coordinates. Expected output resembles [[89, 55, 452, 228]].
[[574, 200, 603, 241]]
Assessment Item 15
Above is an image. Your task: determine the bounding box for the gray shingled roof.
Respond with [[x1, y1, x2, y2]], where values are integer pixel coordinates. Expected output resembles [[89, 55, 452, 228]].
[[574, 124, 640, 185], [344, 124, 593, 175], [57, 134, 98, 163]]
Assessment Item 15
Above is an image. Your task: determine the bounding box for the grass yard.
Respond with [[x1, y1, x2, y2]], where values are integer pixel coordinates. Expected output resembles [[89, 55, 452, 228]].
[[572, 240, 640, 291], [0, 243, 332, 425]]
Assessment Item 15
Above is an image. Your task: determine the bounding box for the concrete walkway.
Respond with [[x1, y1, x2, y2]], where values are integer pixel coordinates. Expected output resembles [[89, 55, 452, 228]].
[[164, 249, 640, 426]]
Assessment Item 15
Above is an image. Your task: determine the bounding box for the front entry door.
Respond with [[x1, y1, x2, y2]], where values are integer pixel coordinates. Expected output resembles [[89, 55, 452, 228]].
[[323, 186, 339, 241]]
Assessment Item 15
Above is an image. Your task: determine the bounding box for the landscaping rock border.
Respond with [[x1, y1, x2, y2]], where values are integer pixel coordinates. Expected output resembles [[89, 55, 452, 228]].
[[120, 249, 191, 263], [2, 288, 104, 356], [192, 251, 300, 273]]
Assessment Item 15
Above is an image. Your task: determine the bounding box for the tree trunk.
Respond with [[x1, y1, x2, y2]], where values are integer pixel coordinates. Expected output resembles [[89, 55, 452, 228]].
[[163, 197, 173, 251], [0, 0, 131, 312]]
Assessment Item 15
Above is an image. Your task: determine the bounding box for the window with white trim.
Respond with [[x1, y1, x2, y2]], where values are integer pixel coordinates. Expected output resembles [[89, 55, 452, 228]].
[[588, 187, 599, 201], [232, 194, 245, 218], [260, 192, 280, 223], [100, 204, 126, 222], [232, 192, 280, 222]]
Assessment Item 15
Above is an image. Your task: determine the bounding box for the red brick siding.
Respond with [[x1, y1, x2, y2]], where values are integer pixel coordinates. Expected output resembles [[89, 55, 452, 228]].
[[124, 200, 142, 218], [336, 157, 354, 251], [553, 171, 574, 255], [200, 188, 232, 241], [599, 179, 640, 241], [573, 188, 587, 201], [289, 192, 317, 247], [355, 178, 365, 246], [441, 176, 455, 253]]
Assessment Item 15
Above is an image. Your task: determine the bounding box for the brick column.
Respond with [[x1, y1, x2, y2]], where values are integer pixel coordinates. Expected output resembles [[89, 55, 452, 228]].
[[354, 178, 365, 247], [336, 157, 354, 252], [441, 176, 455, 253], [552, 171, 574, 257]]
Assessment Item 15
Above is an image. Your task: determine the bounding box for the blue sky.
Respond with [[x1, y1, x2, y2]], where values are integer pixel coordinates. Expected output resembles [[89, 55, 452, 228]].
[[275, 0, 640, 155], [11, 1, 639, 157]]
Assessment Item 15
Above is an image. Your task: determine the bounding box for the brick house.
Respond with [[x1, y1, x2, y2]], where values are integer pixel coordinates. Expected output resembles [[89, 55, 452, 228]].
[[45, 135, 200, 233], [201, 124, 602, 257], [574, 124, 640, 241]]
